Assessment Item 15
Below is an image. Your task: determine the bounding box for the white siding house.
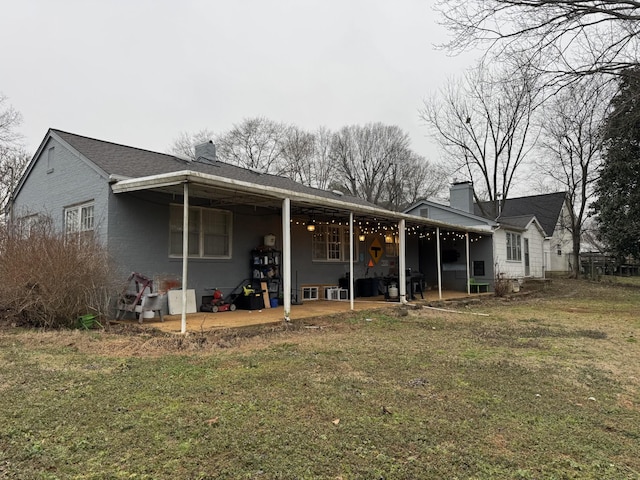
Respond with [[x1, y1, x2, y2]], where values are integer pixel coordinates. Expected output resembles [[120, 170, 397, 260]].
[[407, 181, 565, 280], [493, 217, 546, 280]]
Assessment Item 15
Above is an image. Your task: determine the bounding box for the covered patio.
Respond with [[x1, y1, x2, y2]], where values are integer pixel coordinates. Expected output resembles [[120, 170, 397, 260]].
[[111, 171, 493, 333]]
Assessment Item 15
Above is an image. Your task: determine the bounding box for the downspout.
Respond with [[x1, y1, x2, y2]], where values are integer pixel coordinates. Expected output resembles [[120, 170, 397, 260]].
[[399, 219, 407, 304], [181, 182, 189, 334], [282, 198, 291, 322], [465, 232, 471, 295], [436, 227, 442, 300], [349, 212, 354, 310]]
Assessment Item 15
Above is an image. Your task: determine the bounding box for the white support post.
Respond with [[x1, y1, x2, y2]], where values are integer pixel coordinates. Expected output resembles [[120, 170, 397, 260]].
[[349, 212, 354, 310], [436, 227, 442, 300], [282, 198, 291, 321], [399, 219, 407, 304], [466, 232, 471, 295], [181, 182, 189, 334]]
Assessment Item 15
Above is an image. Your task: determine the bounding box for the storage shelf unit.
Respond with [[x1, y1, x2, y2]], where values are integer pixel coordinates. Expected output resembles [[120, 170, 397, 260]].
[[250, 248, 281, 301]]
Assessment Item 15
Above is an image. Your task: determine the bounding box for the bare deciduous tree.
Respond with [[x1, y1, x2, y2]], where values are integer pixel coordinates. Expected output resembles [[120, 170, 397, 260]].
[[215, 117, 289, 174], [384, 153, 448, 211], [330, 123, 414, 205], [536, 78, 612, 277], [435, 0, 640, 83], [1, 94, 28, 214], [329, 123, 445, 210], [539, 80, 612, 272], [421, 61, 542, 216], [283, 126, 338, 190], [308, 126, 336, 191], [169, 121, 445, 209], [167, 129, 215, 160], [280, 125, 315, 184]]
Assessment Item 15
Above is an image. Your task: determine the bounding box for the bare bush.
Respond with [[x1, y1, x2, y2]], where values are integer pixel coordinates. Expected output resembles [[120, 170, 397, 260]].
[[0, 216, 115, 328], [493, 272, 511, 298]]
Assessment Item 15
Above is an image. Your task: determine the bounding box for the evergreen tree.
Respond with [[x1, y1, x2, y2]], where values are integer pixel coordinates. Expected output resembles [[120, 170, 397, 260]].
[[593, 70, 640, 260]]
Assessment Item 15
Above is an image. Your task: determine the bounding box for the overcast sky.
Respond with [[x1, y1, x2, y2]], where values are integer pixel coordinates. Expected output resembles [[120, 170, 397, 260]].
[[1, 0, 476, 161]]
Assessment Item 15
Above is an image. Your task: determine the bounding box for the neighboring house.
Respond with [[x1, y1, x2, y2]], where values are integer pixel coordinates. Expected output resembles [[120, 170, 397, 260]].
[[406, 181, 565, 281], [474, 190, 572, 276], [9, 129, 488, 323]]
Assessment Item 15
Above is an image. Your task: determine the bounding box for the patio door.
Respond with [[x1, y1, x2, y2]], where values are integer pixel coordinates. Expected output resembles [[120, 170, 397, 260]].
[[524, 238, 530, 276]]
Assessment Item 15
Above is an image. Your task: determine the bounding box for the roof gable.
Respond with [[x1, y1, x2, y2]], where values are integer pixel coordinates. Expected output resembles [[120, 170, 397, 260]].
[[11, 129, 112, 203], [475, 192, 567, 236], [498, 214, 545, 235], [405, 199, 498, 227]]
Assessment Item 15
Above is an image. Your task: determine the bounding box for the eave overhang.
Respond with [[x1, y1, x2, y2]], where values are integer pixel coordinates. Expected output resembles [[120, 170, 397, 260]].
[[110, 170, 492, 235]]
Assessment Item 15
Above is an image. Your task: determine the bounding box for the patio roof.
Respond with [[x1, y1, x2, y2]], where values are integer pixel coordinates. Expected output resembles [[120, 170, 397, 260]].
[[110, 170, 493, 235]]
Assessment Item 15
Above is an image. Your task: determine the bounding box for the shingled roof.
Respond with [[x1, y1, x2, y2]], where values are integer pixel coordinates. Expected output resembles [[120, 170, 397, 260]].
[[51, 129, 376, 209], [474, 192, 567, 237]]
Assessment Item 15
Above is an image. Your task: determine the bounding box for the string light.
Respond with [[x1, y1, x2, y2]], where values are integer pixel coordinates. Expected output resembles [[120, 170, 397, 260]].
[[290, 216, 486, 245]]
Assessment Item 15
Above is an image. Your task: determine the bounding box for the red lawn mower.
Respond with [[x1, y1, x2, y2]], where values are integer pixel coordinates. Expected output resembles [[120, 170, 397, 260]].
[[200, 288, 237, 313]]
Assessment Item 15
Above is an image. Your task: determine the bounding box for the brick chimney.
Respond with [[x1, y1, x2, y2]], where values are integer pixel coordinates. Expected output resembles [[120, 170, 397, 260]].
[[450, 181, 474, 214], [194, 141, 216, 163]]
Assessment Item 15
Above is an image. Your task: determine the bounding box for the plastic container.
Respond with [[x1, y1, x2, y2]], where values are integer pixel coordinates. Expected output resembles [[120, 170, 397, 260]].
[[264, 234, 276, 247], [270, 298, 279, 308]]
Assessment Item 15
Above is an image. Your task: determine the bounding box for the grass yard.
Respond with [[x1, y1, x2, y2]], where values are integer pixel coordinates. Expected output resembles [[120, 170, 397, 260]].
[[1, 279, 639, 479]]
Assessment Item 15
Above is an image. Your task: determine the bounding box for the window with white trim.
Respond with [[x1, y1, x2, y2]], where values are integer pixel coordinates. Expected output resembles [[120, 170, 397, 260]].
[[169, 204, 232, 258], [311, 225, 352, 261], [64, 202, 94, 237], [506, 231, 522, 261]]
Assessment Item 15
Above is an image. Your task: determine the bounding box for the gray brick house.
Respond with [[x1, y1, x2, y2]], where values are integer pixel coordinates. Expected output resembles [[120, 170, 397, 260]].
[[9, 129, 491, 328]]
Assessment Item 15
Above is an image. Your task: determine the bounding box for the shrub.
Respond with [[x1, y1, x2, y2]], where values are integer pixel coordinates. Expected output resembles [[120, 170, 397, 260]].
[[493, 272, 511, 297], [0, 216, 114, 328]]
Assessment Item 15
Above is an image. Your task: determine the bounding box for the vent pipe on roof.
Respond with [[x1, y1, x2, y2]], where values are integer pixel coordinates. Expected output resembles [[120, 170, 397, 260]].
[[194, 141, 216, 164]]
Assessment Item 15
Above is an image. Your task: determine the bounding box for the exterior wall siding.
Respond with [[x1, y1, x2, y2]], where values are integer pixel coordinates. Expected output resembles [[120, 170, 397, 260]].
[[289, 224, 420, 294], [548, 203, 573, 273], [107, 192, 284, 306], [11, 136, 110, 241], [494, 227, 545, 279], [107, 193, 421, 307], [524, 228, 545, 278], [407, 203, 491, 228], [493, 231, 522, 278]]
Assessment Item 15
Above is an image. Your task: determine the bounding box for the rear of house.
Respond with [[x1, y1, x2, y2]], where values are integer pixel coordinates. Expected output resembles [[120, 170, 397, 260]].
[[11, 129, 486, 318]]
